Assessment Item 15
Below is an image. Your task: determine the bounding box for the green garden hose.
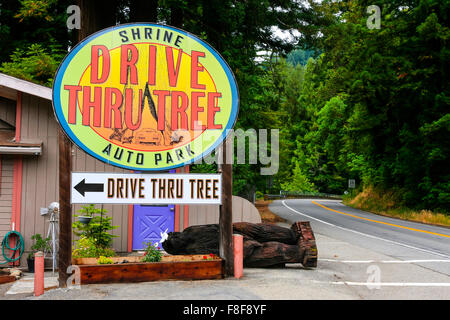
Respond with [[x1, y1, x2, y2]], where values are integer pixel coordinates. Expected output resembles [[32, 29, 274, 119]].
[[1, 231, 24, 264]]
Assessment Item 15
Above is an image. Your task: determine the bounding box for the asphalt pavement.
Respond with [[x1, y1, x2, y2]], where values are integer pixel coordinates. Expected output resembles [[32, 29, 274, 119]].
[[270, 199, 450, 283]]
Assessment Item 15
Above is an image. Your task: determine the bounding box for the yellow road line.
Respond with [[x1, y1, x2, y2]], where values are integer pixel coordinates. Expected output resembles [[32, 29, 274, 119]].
[[311, 201, 450, 239]]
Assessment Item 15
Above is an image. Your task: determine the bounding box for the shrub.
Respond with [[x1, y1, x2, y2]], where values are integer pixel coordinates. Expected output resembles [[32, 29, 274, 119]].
[[97, 256, 113, 265], [72, 236, 115, 258], [255, 191, 264, 200], [73, 204, 118, 248], [28, 233, 51, 259], [142, 241, 162, 263]]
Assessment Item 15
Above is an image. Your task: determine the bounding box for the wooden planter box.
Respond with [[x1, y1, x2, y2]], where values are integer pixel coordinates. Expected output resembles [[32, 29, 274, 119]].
[[74, 255, 224, 284], [0, 274, 16, 285], [72, 254, 220, 265], [72, 256, 143, 265]]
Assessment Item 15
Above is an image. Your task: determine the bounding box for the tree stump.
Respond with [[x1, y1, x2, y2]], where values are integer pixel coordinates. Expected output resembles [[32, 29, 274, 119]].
[[162, 221, 318, 268]]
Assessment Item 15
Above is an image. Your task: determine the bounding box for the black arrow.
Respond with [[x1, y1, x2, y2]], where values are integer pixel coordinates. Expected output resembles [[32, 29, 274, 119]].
[[74, 179, 104, 197]]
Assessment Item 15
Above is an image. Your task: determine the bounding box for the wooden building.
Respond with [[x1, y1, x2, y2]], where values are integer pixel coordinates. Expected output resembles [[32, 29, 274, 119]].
[[0, 73, 260, 267]]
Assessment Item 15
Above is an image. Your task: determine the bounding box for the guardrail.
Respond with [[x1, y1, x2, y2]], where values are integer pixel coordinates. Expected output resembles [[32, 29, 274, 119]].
[[263, 194, 286, 200], [264, 191, 342, 200]]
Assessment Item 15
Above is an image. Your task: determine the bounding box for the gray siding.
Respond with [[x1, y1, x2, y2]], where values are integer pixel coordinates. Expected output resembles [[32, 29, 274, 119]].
[[19, 93, 59, 253], [0, 156, 14, 240], [0, 97, 16, 127]]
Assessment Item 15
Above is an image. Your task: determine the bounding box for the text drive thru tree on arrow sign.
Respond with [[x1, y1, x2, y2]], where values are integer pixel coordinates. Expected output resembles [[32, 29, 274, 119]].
[[71, 172, 222, 205]]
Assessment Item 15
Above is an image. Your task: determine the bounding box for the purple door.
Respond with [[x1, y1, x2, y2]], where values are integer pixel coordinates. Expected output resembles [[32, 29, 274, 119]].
[[132, 170, 175, 250], [132, 204, 174, 250]]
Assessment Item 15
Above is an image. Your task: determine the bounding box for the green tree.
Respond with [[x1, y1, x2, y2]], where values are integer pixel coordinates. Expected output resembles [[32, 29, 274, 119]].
[[72, 205, 118, 248], [294, 0, 450, 210], [0, 0, 73, 69], [0, 43, 64, 86]]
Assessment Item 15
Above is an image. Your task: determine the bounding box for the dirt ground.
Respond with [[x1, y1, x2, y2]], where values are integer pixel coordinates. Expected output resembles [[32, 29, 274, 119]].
[[255, 200, 287, 224]]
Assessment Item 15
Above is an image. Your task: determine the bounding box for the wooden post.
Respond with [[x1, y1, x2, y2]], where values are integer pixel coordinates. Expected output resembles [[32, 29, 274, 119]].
[[58, 130, 72, 287], [219, 137, 234, 276]]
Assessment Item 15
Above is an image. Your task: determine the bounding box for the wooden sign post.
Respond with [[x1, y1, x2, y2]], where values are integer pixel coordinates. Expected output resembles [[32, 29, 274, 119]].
[[57, 130, 72, 287], [219, 137, 234, 276]]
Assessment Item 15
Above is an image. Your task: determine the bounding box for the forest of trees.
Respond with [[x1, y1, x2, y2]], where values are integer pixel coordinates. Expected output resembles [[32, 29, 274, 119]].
[[0, 0, 448, 212]]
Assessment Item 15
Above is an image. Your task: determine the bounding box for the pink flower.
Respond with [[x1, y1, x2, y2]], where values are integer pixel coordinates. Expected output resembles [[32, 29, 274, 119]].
[[203, 256, 207, 260]]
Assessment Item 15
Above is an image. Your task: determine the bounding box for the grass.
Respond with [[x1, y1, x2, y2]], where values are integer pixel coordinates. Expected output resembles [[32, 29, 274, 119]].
[[344, 186, 450, 227], [254, 200, 287, 224]]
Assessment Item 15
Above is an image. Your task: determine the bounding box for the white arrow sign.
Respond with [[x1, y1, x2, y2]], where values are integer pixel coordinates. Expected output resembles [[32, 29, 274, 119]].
[[71, 172, 222, 205]]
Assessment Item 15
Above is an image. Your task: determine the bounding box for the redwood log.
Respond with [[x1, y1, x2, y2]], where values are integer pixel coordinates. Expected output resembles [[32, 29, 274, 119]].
[[292, 221, 318, 268], [162, 224, 221, 255], [162, 222, 318, 268], [233, 222, 297, 244], [243, 241, 305, 267], [242, 238, 262, 259]]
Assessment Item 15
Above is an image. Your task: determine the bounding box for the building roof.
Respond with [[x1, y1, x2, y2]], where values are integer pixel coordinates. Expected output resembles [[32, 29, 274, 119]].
[[0, 73, 46, 155], [0, 129, 42, 155], [0, 73, 52, 101]]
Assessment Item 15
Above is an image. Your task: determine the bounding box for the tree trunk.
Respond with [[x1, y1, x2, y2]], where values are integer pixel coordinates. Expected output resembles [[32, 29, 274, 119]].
[[162, 221, 318, 268], [243, 241, 306, 267], [77, 0, 117, 40], [233, 222, 297, 244], [130, 0, 158, 23], [170, 5, 183, 28]]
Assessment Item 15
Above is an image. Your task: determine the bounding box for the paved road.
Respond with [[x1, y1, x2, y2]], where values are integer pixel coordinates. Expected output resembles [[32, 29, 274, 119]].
[[270, 199, 450, 291]]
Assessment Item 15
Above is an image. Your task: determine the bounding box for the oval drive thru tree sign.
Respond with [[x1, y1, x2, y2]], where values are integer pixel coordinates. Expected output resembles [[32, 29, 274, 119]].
[[53, 23, 239, 171]]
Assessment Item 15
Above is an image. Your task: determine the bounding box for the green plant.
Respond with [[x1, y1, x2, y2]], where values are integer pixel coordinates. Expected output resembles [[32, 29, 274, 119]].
[[76, 204, 100, 217], [142, 241, 163, 263], [73, 205, 118, 248], [72, 236, 115, 259], [97, 256, 113, 265], [0, 43, 64, 86], [28, 234, 51, 259], [14, 0, 58, 22]]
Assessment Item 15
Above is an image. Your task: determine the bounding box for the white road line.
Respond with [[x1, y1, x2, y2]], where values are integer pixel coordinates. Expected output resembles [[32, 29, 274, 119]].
[[312, 281, 450, 287], [281, 200, 450, 259], [319, 259, 450, 264]]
